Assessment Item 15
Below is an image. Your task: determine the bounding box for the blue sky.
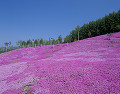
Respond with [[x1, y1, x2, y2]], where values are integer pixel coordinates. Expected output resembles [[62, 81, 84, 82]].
[[0, 0, 120, 46]]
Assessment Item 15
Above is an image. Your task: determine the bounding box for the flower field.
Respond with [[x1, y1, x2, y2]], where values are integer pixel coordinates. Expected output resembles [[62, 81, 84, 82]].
[[0, 32, 120, 94]]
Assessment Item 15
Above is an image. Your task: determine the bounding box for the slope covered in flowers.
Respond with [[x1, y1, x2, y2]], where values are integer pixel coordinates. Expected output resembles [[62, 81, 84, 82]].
[[0, 32, 120, 94]]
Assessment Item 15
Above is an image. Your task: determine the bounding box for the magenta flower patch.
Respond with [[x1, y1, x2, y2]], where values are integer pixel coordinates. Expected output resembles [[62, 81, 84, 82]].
[[0, 32, 120, 94]]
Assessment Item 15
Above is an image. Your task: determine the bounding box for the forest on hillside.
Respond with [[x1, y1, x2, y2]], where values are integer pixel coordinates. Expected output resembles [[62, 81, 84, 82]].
[[0, 10, 120, 53], [64, 9, 120, 42]]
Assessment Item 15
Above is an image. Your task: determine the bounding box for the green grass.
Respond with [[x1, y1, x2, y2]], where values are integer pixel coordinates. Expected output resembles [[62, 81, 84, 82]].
[[41, 52, 47, 54]]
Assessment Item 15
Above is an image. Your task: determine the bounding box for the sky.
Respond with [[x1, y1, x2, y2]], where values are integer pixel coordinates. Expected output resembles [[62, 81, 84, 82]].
[[0, 0, 120, 47]]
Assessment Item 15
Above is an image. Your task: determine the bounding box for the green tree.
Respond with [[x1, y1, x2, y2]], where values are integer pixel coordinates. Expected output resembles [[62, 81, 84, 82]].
[[88, 32, 91, 38], [70, 30, 78, 42], [4, 42, 11, 52], [55, 39, 59, 44], [58, 35, 62, 44], [116, 25, 120, 31], [44, 40, 49, 45], [49, 37, 51, 45], [76, 25, 81, 40], [34, 39, 38, 47], [16, 40, 22, 47], [27, 40, 32, 47], [32, 39, 35, 47], [22, 41, 26, 48], [40, 38, 43, 46], [64, 35, 72, 43], [52, 39, 56, 45], [9, 41, 11, 46]]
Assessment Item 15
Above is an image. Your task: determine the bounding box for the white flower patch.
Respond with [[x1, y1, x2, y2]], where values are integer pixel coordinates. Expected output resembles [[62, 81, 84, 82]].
[[54, 57, 106, 62], [0, 74, 39, 93], [0, 80, 9, 93], [34, 87, 50, 94], [0, 62, 27, 80], [63, 51, 101, 57]]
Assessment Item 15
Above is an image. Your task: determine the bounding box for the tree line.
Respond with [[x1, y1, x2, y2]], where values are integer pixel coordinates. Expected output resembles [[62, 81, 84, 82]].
[[64, 9, 120, 43], [0, 35, 63, 53], [16, 35, 62, 48]]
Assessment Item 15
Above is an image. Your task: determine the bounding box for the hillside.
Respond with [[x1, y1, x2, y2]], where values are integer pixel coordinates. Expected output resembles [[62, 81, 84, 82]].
[[0, 32, 120, 94]]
